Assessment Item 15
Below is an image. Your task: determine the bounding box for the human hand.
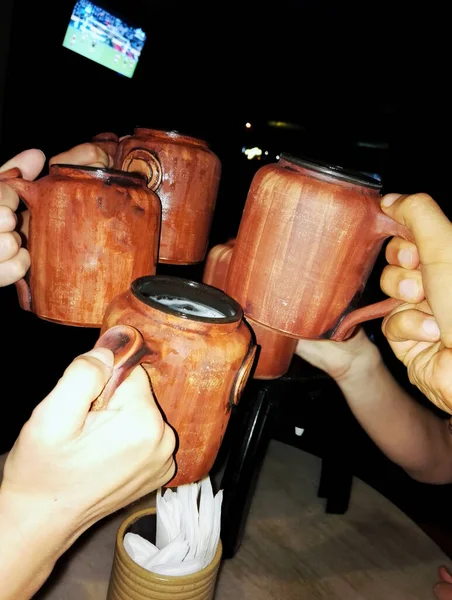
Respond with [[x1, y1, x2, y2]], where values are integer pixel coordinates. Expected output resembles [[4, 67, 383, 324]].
[[295, 328, 380, 382], [0, 149, 45, 286], [380, 192, 452, 414], [49, 141, 113, 169], [434, 565, 452, 599], [19, 142, 113, 240], [0, 345, 175, 553]]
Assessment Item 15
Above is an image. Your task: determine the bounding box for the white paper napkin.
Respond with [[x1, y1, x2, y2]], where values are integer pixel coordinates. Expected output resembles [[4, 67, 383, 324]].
[[124, 476, 222, 576]]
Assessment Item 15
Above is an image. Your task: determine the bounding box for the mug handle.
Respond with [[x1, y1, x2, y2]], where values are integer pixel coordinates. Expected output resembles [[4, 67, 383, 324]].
[[91, 324, 152, 411], [229, 341, 257, 406], [331, 213, 414, 341]]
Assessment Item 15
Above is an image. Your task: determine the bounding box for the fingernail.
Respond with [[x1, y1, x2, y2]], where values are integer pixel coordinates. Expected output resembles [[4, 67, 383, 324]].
[[399, 278, 419, 299], [84, 347, 114, 368], [381, 193, 400, 207], [422, 318, 440, 339], [398, 248, 413, 266]]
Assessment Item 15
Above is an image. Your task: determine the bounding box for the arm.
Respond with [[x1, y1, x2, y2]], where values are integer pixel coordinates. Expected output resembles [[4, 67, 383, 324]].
[[296, 329, 452, 484], [0, 492, 74, 599], [0, 347, 175, 600]]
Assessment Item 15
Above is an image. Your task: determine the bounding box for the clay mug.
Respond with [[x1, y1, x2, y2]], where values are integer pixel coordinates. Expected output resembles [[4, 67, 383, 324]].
[[100, 275, 256, 487], [225, 154, 413, 341], [203, 240, 297, 379], [0, 164, 161, 327], [93, 128, 222, 265]]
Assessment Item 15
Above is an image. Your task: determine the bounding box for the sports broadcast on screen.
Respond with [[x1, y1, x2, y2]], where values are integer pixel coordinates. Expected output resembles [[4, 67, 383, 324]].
[[62, 0, 147, 78]]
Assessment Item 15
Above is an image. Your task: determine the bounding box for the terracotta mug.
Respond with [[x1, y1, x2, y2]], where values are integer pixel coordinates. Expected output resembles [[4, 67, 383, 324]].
[[107, 507, 222, 600], [203, 240, 296, 379], [0, 164, 161, 327], [225, 154, 412, 341], [93, 128, 222, 265], [100, 275, 256, 487]]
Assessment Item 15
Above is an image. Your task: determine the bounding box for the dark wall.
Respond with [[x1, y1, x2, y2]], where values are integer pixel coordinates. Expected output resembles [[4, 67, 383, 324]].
[[0, 0, 14, 144]]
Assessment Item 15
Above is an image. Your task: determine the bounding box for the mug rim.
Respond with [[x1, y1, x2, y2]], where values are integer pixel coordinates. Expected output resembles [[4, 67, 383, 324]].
[[280, 153, 382, 190], [131, 275, 243, 324], [134, 127, 210, 148]]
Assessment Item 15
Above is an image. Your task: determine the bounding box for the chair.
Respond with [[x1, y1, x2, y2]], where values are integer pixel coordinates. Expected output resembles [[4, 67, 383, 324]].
[[214, 356, 354, 559]]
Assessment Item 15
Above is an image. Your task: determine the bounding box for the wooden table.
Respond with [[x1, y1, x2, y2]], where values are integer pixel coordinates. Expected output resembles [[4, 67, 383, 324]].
[[1, 441, 449, 599]]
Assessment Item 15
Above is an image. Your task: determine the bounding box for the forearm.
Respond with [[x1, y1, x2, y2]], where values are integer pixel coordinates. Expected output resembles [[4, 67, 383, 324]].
[[336, 353, 452, 483], [0, 491, 75, 599]]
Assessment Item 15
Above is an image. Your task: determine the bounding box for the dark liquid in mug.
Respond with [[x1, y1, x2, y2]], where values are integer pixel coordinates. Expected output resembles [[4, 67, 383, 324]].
[[148, 294, 226, 318]]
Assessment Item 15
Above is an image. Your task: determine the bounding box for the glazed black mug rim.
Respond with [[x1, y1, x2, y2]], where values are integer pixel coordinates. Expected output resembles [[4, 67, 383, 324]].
[[131, 275, 243, 324]]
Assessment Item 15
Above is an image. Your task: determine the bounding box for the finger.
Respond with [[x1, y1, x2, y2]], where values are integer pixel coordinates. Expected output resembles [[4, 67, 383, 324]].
[[380, 264, 425, 303], [382, 308, 440, 343], [433, 582, 452, 600], [381, 193, 452, 265], [0, 149, 46, 181], [18, 210, 29, 238], [0, 231, 21, 262], [0, 206, 17, 232], [439, 566, 452, 584], [385, 236, 420, 269], [49, 143, 111, 169], [106, 365, 159, 412], [35, 348, 114, 440], [0, 248, 30, 287], [105, 366, 167, 443], [0, 182, 20, 212]]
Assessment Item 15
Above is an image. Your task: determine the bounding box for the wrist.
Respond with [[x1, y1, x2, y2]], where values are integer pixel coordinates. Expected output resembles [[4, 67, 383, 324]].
[[0, 487, 78, 566], [334, 343, 383, 386]]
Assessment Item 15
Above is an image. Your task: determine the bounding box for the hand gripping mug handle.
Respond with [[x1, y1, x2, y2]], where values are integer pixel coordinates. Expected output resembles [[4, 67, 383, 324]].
[[91, 325, 151, 411], [331, 212, 415, 341]]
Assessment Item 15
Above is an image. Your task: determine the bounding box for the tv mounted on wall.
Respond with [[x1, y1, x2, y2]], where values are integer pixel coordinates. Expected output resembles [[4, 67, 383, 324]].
[[62, 0, 146, 78]]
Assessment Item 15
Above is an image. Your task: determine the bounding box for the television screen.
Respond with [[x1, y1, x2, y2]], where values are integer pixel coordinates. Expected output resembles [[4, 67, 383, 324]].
[[62, 0, 146, 78]]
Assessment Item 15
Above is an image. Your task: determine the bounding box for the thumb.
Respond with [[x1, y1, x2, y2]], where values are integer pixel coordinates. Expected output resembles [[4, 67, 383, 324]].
[[0, 149, 46, 181], [434, 582, 452, 600], [37, 348, 114, 441], [380, 193, 452, 265], [439, 566, 452, 584]]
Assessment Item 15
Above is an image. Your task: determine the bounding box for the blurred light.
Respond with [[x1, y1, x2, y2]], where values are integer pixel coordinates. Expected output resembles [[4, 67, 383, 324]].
[[276, 154, 280, 160], [245, 122, 252, 129], [244, 147, 262, 160], [264, 151, 269, 155], [267, 120, 304, 131], [356, 141, 389, 149]]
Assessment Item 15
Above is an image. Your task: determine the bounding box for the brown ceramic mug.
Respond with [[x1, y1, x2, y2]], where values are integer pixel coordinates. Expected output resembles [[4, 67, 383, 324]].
[[225, 154, 412, 341], [107, 506, 222, 600], [93, 128, 222, 265], [0, 164, 161, 327], [99, 275, 256, 487], [203, 241, 297, 379]]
